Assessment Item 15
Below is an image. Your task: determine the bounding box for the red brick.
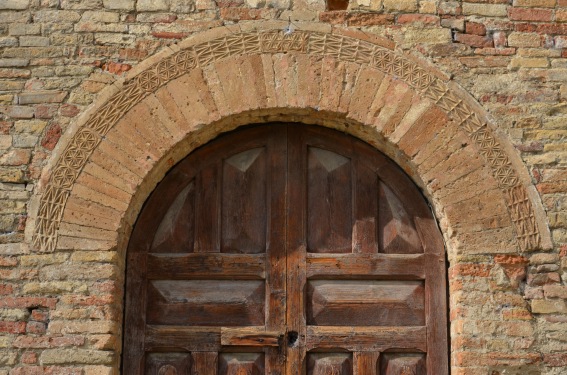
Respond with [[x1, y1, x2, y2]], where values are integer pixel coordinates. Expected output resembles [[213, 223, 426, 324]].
[[495, 255, 529, 265], [101, 61, 132, 74], [537, 181, 567, 194], [347, 13, 395, 26], [151, 31, 188, 39], [544, 353, 567, 367], [0, 256, 18, 266], [34, 104, 58, 119], [40, 123, 61, 151], [60, 104, 80, 117], [219, 8, 266, 21], [396, 14, 439, 25], [516, 141, 544, 152], [455, 33, 494, 47], [26, 321, 47, 334], [0, 121, 12, 134], [21, 352, 38, 364], [466, 21, 486, 35], [451, 264, 493, 277], [508, 7, 553, 22], [30, 309, 49, 322], [319, 11, 347, 24], [0, 283, 14, 295], [515, 22, 567, 34], [0, 321, 26, 334], [0, 297, 57, 309]]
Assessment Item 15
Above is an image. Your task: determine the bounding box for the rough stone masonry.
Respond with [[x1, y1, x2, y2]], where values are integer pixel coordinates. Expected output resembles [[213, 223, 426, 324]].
[[1, 0, 567, 374]]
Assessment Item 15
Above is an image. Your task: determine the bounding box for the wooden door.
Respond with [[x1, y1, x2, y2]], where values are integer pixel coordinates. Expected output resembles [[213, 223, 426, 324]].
[[123, 124, 448, 375]]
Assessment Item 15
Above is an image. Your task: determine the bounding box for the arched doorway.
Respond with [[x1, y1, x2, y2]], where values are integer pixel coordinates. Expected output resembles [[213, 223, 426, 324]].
[[123, 124, 448, 374]]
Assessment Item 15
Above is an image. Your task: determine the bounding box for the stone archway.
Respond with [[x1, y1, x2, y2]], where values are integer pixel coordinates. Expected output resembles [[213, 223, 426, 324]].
[[27, 21, 551, 372]]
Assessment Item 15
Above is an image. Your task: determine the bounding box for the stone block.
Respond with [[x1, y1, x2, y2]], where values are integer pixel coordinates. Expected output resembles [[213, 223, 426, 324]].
[[383, 0, 417, 12], [102, 0, 135, 10], [81, 10, 120, 23], [8, 23, 41, 36], [531, 299, 567, 314], [462, 3, 508, 17], [40, 349, 114, 365], [0, 0, 29, 9], [0, 59, 29, 68], [19, 36, 50, 47], [137, 0, 169, 11], [508, 32, 542, 48], [509, 57, 549, 69]]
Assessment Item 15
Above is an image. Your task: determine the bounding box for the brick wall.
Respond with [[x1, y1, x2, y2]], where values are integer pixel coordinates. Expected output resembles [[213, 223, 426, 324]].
[[0, 0, 566, 374]]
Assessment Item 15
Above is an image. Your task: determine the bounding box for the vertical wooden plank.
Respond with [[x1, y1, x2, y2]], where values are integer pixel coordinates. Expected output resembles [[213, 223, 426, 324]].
[[195, 163, 220, 252], [415, 217, 448, 375], [378, 181, 422, 254], [265, 126, 287, 375], [192, 352, 218, 375], [151, 181, 196, 253], [221, 148, 267, 254], [122, 252, 147, 375], [286, 125, 307, 375], [353, 352, 379, 375], [307, 147, 353, 253], [353, 162, 378, 254]]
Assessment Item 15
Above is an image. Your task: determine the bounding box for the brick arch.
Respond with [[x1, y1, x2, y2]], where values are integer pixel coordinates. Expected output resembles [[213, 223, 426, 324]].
[[30, 22, 551, 260]]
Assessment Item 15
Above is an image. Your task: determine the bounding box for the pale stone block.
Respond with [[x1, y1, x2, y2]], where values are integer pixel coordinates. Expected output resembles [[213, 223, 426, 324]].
[[462, 3, 508, 17], [137, 0, 169, 11], [103, 0, 135, 10], [0, 0, 29, 9]]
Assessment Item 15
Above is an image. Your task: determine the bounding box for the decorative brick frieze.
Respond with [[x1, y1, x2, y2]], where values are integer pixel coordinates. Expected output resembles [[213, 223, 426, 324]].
[[31, 28, 543, 254]]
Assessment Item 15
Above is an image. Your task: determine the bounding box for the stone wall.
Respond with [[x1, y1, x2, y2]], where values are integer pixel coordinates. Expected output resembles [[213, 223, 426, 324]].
[[0, 0, 566, 374]]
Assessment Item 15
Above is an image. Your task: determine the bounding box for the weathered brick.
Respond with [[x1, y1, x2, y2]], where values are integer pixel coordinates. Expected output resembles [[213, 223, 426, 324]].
[[508, 7, 553, 22], [455, 33, 494, 48]]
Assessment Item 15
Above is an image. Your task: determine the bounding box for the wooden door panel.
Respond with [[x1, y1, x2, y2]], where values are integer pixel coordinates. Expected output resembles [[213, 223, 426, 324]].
[[222, 148, 267, 254], [307, 147, 353, 254], [195, 164, 220, 253], [151, 181, 196, 253], [146, 280, 265, 326], [125, 124, 448, 375], [306, 280, 425, 326], [378, 182, 422, 254], [307, 353, 353, 375], [353, 164, 379, 254], [219, 353, 265, 375], [145, 353, 192, 375], [380, 354, 426, 375]]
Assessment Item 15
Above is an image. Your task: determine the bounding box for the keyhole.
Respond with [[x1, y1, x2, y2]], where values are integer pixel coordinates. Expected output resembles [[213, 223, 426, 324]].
[[288, 331, 298, 346]]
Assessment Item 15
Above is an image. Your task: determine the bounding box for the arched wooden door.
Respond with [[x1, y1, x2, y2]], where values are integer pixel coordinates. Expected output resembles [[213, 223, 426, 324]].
[[123, 124, 448, 375]]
